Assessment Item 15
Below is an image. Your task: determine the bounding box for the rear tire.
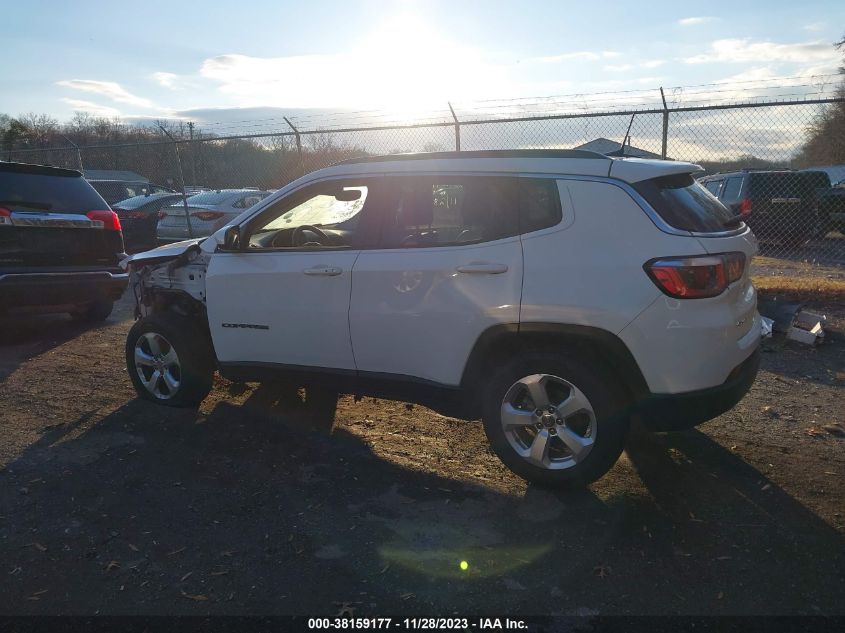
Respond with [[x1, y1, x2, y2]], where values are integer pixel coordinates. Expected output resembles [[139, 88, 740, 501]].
[[481, 351, 630, 488], [70, 300, 114, 322], [126, 314, 214, 407]]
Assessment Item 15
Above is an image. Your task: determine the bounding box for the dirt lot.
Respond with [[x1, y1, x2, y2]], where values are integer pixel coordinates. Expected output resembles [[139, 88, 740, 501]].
[[1, 294, 844, 616]]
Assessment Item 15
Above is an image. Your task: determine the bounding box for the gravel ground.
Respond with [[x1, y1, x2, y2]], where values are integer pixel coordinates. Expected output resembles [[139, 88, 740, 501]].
[[0, 294, 843, 616]]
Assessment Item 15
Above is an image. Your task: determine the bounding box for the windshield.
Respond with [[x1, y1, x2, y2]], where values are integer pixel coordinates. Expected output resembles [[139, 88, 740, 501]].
[[633, 173, 738, 232]]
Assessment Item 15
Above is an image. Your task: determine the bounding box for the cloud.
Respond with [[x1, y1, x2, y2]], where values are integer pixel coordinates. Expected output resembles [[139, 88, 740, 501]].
[[641, 60, 665, 69], [60, 98, 121, 118], [678, 17, 716, 26], [684, 38, 839, 64], [534, 50, 620, 63], [604, 64, 634, 72], [152, 72, 181, 90], [56, 79, 153, 108], [803, 21, 826, 32]]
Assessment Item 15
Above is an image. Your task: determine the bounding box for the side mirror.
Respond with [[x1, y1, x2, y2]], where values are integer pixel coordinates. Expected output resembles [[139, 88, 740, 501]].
[[222, 225, 241, 250]]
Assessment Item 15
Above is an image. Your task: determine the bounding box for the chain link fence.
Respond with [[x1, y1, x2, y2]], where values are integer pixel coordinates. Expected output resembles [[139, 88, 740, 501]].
[[6, 97, 845, 270]]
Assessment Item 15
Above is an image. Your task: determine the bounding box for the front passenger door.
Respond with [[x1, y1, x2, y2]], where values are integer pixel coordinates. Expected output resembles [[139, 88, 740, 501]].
[[205, 178, 381, 371]]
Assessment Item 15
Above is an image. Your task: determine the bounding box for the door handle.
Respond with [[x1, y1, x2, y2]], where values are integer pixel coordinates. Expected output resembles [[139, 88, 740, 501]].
[[303, 266, 343, 276], [455, 263, 509, 274]]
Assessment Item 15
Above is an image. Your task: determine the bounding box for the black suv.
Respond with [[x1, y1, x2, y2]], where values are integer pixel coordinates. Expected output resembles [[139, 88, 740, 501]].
[[0, 162, 128, 320], [699, 169, 830, 243]]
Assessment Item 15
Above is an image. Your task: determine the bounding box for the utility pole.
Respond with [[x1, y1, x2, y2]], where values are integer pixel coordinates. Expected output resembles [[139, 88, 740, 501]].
[[187, 121, 196, 185], [158, 124, 194, 238], [659, 87, 669, 160]]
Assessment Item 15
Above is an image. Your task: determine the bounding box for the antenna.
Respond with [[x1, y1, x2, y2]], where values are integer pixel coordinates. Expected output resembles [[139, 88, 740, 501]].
[[618, 113, 636, 157]]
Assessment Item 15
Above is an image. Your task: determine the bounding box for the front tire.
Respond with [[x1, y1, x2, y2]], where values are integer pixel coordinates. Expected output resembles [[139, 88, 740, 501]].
[[481, 352, 630, 488], [126, 314, 214, 407]]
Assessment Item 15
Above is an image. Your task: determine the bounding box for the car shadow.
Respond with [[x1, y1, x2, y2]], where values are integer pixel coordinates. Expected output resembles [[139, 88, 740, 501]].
[[1, 387, 843, 616]]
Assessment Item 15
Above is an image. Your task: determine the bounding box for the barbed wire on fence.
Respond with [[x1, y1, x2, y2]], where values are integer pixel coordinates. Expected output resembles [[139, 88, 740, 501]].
[[3, 78, 845, 267]]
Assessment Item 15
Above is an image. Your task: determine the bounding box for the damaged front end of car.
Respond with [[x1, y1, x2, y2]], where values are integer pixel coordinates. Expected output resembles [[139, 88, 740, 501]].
[[121, 239, 211, 321]]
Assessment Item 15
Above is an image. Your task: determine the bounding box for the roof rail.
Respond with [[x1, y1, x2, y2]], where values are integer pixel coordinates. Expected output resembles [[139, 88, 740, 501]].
[[335, 149, 609, 166]]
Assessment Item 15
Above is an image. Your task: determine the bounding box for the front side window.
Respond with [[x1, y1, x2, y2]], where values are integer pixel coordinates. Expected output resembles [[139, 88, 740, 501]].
[[245, 181, 372, 249]]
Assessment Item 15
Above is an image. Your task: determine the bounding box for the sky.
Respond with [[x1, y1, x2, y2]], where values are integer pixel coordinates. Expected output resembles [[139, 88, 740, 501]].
[[2, 0, 844, 127]]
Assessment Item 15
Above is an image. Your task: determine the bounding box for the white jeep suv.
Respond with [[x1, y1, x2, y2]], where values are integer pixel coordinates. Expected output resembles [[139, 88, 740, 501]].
[[123, 150, 761, 487]]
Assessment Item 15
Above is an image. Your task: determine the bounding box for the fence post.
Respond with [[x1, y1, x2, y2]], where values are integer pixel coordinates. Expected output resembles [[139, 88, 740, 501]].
[[660, 87, 669, 160], [61, 135, 84, 172], [448, 102, 461, 152], [158, 125, 194, 239], [284, 117, 304, 176]]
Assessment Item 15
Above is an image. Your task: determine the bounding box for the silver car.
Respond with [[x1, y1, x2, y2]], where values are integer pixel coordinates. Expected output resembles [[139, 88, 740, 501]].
[[157, 189, 270, 243]]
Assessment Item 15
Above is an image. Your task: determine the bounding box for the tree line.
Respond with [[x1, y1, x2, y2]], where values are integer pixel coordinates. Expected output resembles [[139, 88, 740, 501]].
[[2, 34, 843, 189]]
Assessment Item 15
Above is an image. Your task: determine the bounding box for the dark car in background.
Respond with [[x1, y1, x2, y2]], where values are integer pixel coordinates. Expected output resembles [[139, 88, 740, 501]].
[[0, 162, 127, 321], [88, 179, 174, 205], [112, 193, 184, 252], [700, 169, 830, 244], [815, 178, 845, 235]]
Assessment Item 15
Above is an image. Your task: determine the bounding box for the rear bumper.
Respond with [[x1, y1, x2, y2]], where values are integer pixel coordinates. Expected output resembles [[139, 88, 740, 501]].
[[636, 348, 760, 432], [0, 270, 128, 310]]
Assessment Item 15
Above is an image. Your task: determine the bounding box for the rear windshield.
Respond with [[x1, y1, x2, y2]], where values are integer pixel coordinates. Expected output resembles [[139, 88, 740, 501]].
[[0, 171, 107, 214], [633, 173, 737, 233], [185, 191, 236, 206], [749, 171, 831, 198]]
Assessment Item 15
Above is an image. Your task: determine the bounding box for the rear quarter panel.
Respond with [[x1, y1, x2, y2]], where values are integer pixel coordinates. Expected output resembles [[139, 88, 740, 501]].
[[520, 179, 705, 334]]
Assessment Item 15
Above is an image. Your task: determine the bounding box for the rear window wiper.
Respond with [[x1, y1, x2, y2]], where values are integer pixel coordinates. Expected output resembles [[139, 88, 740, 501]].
[[0, 200, 52, 211]]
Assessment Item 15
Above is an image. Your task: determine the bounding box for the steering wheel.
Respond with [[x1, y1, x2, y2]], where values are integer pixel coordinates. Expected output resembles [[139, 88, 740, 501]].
[[291, 224, 329, 247]]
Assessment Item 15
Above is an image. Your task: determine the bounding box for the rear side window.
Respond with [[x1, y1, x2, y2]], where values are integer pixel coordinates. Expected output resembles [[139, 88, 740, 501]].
[[520, 179, 562, 233], [703, 180, 722, 196], [1, 171, 107, 214], [748, 172, 831, 198], [633, 173, 737, 232]]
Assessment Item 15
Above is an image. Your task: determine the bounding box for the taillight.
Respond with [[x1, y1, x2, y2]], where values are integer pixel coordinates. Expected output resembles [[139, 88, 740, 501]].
[[0, 207, 11, 226], [86, 210, 122, 231], [192, 211, 225, 221], [645, 252, 746, 299], [739, 198, 752, 216], [122, 211, 148, 220]]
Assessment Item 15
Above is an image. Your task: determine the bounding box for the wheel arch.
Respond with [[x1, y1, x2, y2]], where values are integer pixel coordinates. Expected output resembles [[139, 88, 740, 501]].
[[460, 323, 650, 407]]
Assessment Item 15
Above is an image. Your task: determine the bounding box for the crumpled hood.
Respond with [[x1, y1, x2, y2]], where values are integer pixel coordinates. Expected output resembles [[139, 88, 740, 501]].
[[120, 238, 205, 269]]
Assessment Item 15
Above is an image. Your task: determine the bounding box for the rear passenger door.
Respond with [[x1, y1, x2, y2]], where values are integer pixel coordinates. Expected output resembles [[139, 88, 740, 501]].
[[349, 175, 530, 386]]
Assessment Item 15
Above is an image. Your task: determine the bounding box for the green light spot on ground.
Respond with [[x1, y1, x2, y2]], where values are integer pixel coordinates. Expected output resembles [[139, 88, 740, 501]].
[[460, 560, 469, 571]]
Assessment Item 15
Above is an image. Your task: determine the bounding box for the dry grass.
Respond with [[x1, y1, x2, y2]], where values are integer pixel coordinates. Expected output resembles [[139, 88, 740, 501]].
[[752, 275, 845, 302]]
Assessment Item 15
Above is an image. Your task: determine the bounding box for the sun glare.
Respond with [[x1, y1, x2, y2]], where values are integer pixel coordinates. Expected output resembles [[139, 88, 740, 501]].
[[353, 13, 496, 118]]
